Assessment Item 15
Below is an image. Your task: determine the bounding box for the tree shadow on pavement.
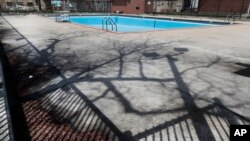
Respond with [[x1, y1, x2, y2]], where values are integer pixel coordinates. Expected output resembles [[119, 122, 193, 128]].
[[2, 16, 250, 141]]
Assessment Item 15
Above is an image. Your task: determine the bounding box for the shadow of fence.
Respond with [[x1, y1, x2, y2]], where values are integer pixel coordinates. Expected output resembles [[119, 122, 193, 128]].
[[13, 62, 126, 141], [1, 16, 127, 141], [134, 100, 250, 141], [24, 89, 119, 141], [2, 15, 250, 141], [10, 43, 250, 141]]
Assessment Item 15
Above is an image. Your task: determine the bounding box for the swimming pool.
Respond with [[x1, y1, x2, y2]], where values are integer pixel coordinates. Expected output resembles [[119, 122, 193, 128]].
[[70, 16, 218, 32]]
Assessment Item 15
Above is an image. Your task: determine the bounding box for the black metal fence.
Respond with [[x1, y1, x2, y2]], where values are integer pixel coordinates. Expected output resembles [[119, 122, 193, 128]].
[[0, 43, 15, 141], [145, 0, 250, 18], [1, 0, 249, 18], [56, 0, 111, 12], [76, 0, 111, 12]]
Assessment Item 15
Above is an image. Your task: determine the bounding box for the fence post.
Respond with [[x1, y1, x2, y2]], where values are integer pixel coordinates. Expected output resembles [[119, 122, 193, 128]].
[[216, 0, 221, 17], [38, 0, 42, 12], [240, 0, 246, 19], [196, 0, 200, 17]]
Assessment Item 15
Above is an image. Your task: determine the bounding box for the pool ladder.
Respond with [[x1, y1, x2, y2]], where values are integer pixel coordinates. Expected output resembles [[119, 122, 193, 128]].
[[225, 14, 237, 24], [102, 17, 117, 31]]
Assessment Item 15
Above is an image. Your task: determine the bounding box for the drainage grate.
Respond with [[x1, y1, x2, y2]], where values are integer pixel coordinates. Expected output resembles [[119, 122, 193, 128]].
[[142, 52, 160, 60], [234, 63, 250, 78]]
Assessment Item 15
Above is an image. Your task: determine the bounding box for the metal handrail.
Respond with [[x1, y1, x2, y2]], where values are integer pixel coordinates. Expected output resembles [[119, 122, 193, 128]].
[[108, 17, 117, 31], [225, 15, 231, 23], [102, 17, 117, 31], [225, 14, 237, 24], [230, 15, 238, 24], [102, 17, 111, 31]]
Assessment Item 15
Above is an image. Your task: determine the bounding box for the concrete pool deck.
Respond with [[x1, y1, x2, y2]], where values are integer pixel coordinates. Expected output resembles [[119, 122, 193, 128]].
[[1, 14, 250, 141]]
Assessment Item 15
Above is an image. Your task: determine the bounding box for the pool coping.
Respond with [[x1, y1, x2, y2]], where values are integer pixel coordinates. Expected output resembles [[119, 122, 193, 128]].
[[46, 13, 235, 24], [72, 13, 236, 24], [45, 14, 238, 34], [116, 14, 231, 25]]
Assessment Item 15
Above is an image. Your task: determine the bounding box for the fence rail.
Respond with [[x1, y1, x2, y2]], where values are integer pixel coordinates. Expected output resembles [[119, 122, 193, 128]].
[[0, 43, 15, 141], [145, 0, 250, 18]]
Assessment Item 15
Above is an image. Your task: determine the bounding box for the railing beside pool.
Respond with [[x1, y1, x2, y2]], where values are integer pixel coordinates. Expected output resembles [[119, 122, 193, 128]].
[[102, 17, 117, 32]]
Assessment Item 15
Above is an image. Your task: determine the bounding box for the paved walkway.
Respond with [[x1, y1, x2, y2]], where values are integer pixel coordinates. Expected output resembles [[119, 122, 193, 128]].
[[1, 14, 250, 141]]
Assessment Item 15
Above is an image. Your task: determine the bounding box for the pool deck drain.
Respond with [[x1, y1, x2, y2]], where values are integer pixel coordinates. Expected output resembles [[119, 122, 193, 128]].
[[1, 15, 250, 141]]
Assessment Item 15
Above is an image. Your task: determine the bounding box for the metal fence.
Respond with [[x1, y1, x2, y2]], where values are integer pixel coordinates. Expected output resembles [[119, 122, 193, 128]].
[[55, 0, 111, 12], [0, 43, 15, 141], [145, 0, 250, 18], [1, 0, 249, 18]]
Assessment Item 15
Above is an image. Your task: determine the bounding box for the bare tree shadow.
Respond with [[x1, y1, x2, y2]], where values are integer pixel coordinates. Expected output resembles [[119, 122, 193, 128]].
[[2, 16, 250, 141]]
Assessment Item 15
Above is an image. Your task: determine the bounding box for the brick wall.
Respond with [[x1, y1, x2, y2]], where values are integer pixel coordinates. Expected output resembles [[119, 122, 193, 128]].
[[199, 0, 250, 13], [111, 0, 145, 14]]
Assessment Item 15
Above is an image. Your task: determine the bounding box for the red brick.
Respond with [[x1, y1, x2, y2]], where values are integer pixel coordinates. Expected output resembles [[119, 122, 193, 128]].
[[199, 0, 250, 13], [111, 0, 145, 14]]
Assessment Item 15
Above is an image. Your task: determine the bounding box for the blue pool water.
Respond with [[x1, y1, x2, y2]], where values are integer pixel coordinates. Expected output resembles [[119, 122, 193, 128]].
[[69, 16, 217, 32]]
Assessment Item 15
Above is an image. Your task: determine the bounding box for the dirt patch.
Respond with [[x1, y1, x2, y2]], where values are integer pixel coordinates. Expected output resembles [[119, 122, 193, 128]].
[[7, 54, 109, 141], [22, 99, 108, 141]]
